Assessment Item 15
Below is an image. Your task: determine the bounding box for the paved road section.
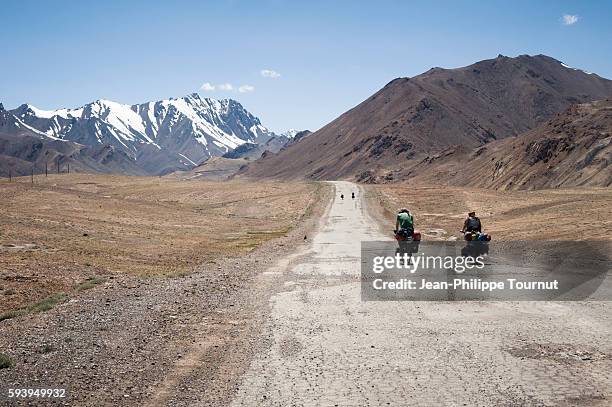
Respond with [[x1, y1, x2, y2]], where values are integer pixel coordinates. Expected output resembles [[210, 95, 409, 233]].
[[231, 181, 612, 406]]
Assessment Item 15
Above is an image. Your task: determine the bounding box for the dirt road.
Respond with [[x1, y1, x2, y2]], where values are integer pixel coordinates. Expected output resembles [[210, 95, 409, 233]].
[[231, 181, 612, 406], [1, 180, 610, 406]]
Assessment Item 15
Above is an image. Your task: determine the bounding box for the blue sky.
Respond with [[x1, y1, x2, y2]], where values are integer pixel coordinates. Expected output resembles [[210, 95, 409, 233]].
[[1, 0, 610, 132]]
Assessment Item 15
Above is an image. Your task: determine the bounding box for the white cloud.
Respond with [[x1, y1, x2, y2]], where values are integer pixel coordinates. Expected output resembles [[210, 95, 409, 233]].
[[200, 82, 234, 92], [238, 85, 255, 93], [200, 82, 255, 94], [200, 82, 216, 91], [562, 14, 579, 25], [260, 69, 281, 79], [217, 83, 234, 91]]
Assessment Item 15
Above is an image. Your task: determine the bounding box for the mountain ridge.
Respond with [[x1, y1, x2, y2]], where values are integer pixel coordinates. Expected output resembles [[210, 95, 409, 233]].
[[0, 103, 145, 177], [395, 99, 612, 189], [2, 94, 285, 175], [240, 54, 612, 182]]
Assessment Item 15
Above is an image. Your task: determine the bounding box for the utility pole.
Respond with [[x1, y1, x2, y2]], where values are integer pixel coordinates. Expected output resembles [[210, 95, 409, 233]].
[[45, 161, 48, 177], [31, 167, 34, 184], [67, 163, 70, 174], [8, 169, 11, 182], [57, 157, 60, 174]]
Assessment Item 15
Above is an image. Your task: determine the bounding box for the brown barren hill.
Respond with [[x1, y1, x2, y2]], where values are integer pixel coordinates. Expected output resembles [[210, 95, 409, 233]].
[[403, 99, 612, 189], [240, 54, 612, 180]]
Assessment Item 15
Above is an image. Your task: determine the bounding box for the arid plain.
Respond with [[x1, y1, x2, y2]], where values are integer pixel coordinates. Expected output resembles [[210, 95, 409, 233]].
[[0, 174, 321, 315]]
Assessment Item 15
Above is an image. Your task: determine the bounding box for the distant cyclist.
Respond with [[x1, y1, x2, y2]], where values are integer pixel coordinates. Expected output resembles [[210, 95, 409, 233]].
[[340, 194, 344, 200]]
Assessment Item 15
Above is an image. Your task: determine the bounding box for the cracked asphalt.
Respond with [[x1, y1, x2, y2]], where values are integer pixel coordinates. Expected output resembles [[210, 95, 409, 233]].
[[230, 181, 612, 407]]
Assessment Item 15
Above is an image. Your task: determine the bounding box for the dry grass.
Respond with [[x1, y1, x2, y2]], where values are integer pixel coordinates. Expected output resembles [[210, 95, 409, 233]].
[[0, 174, 319, 312], [75, 276, 107, 291], [369, 184, 612, 241], [0, 292, 68, 321], [0, 353, 13, 369]]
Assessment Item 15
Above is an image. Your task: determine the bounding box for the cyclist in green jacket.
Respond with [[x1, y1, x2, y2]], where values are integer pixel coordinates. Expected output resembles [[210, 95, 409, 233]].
[[395, 208, 414, 238]]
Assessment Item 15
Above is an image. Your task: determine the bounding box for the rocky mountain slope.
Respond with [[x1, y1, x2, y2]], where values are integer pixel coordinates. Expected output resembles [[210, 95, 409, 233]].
[[3, 94, 280, 175], [0, 104, 145, 176], [222, 135, 290, 160], [393, 99, 612, 189], [241, 55, 612, 181], [181, 131, 311, 181]]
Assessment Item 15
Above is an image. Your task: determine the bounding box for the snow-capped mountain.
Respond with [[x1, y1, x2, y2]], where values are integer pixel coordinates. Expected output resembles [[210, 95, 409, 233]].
[[8, 93, 277, 174], [279, 129, 299, 138]]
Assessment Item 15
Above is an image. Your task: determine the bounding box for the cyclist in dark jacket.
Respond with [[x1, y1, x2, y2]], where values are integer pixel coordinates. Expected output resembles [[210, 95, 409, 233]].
[[462, 212, 481, 233], [462, 211, 483, 240]]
